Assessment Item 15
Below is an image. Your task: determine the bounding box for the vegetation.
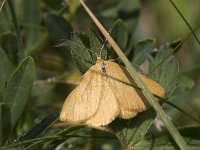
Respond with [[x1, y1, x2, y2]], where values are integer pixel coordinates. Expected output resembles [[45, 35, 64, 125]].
[[0, 0, 200, 149]]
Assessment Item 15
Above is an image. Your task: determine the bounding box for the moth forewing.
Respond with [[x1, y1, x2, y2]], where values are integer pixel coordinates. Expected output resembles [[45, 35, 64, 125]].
[[60, 58, 165, 126], [105, 62, 147, 118], [137, 74, 165, 98], [60, 64, 102, 123], [84, 77, 120, 126]]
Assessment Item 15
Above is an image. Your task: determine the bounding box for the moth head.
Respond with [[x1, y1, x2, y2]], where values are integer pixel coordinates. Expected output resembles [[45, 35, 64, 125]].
[[100, 61, 107, 73]]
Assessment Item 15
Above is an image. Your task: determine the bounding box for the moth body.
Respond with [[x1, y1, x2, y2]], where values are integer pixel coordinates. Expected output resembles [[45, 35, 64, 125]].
[[60, 58, 165, 126]]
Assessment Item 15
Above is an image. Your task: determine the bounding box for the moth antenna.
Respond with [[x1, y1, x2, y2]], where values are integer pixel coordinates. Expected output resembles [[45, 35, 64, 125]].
[[112, 57, 120, 62], [100, 38, 108, 58], [99, 27, 114, 59]]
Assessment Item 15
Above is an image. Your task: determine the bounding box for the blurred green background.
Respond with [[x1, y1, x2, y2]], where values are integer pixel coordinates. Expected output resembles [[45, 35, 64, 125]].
[[0, 0, 200, 149]]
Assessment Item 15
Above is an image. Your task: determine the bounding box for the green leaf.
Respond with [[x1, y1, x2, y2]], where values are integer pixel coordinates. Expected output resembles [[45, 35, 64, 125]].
[[132, 39, 155, 65], [45, 13, 73, 41], [3, 57, 35, 128], [0, 8, 11, 32], [18, 113, 59, 141], [147, 41, 179, 95], [69, 33, 95, 74], [88, 33, 103, 58], [175, 74, 195, 93], [108, 19, 129, 59], [0, 102, 11, 146], [45, 13, 73, 60], [110, 19, 128, 50], [99, 0, 140, 33], [133, 126, 200, 150], [164, 89, 200, 126], [7, 0, 25, 62], [69, 32, 109, 74], [109, 109, 156, 150], [23, 0, 40, 51], [69, 32, 122, 74], [0, 33, 18, 65], [25, 125, 91, 150], [0, 46, 14, 94], [25, 125, 116, 150]]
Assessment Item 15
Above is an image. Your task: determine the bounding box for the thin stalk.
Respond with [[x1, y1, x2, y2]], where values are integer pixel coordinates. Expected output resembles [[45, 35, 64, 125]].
[[3, 134, 116, 149], [79, 0, 189, 149], [169, 0, 200, 46], [7, 0, 25, 62], [149, 23, 200, 75], [165, 100, 200, 124]]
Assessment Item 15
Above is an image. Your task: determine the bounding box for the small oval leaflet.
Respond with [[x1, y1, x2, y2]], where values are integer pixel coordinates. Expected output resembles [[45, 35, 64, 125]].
[[60, 57, 165, 126]]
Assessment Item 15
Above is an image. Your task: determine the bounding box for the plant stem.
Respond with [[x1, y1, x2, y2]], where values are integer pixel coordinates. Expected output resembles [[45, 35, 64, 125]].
[[169, 0, 200, 46], [79, 0, 189, 149]]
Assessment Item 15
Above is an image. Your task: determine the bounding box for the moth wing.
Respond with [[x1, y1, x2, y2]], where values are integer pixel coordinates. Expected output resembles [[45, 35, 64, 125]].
[[84, 78, 120, 126], [60, 65, 101, 123], [137, 73, 165, 98], [107, 61, 165, 119]]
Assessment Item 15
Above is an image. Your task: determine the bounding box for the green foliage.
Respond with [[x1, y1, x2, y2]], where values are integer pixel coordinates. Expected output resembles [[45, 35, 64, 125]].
[[68, 33, 99, 74], [0, 46, 14, 94], [23, 0, 40, 51], [98, 0, 140, 33], [109, 109, 155, 150], [110, 19, 128, 52], [3, 57, 35, 128], [132, 39, 155, 65], [0, 33, 18, 65], [0, 102, 11, 146], [0, 33, 35, 147], [139, 126, 200, 150], [0, 0, 199, 150], [45, 14, 72, 41], [147, 40, 180, 95], [45, 13, 73, 60]]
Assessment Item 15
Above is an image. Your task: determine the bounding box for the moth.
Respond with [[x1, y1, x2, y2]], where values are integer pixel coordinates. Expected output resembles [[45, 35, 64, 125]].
[[60, 57, 165, 126]]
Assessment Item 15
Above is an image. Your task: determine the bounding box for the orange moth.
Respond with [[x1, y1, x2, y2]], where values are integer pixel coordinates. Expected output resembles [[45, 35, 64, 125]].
[[60, 57, 165, 126]]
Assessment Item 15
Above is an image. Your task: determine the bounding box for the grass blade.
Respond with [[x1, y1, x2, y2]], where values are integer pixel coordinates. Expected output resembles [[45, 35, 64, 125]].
[[169, 0, 200, 46], [6, 0, 24, 61]]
